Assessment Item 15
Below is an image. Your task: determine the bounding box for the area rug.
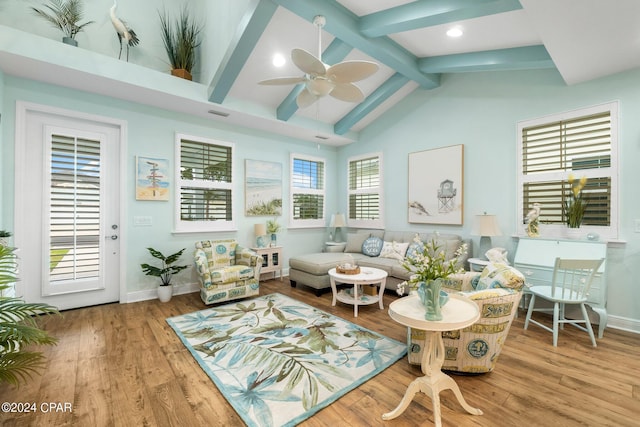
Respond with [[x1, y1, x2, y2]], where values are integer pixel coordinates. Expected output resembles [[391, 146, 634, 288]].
[[167, 293, 406, 427]]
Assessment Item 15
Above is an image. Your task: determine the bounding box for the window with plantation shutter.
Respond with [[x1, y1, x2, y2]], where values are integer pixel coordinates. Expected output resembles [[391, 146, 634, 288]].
[[175, 134, 235, 232], [517, 102, 618, 239], [290, 154, 325, 228], [348, 153, 383, 229], [49, 134, 101, 282]]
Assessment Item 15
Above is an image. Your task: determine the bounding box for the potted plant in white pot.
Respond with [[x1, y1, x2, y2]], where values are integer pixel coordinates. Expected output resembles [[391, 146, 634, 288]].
[[140, 247, 189, 302], [31, 0, 95, 47], [158, 6, 202, 80]]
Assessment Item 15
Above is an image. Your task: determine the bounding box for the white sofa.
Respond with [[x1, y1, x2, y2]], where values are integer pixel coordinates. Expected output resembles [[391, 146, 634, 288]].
[[288, 229, 471, 296]]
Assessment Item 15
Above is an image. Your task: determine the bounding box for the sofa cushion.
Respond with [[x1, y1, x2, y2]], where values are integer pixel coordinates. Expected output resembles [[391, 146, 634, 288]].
[[345, 232, 370, 253], [362, 236, 384, 257], [475, 263, 525, 291], [378, 241, 409, 260], [357, 256, 397, 274], [209, 265, 256, 286], [289, 253, 361, 275]]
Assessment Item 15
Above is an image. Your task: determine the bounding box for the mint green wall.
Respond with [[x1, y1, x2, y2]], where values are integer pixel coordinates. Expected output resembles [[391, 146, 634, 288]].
[[0, 68, 4, 229], [1, 76, 338, 293], [338, 68, 640, 326]]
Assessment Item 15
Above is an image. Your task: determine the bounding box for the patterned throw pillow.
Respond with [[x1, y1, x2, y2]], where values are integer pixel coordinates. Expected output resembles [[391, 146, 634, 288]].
[[405, 241, 424, 261], [378, 241, 410, 260], [361, 236, 384, 257], [475, 263, 525, 291]]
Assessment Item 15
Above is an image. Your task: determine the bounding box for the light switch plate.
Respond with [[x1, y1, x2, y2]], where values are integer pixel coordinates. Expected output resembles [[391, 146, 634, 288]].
[[134, 216, 152, 226]]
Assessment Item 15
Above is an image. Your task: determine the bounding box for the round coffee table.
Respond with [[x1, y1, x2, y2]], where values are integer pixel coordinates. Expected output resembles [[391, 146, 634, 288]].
[[328, 267, 388, 317], [383, 294, 482, 426]]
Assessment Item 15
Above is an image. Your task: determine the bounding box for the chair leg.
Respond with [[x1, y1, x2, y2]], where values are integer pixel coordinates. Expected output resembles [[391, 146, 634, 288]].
[[552, 302, 560, 347], [524, 294, 536, 329], [559, 303, 565, 330], [580, 303, 597, 347]]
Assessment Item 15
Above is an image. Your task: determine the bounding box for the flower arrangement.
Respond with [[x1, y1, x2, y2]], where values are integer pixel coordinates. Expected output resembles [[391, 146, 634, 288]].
[[565, 174, 588, 228], [396, 235, 467, 295]]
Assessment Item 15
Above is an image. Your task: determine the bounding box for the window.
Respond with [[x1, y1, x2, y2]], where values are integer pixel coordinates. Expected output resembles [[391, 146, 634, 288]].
[[517, 102, 618, 239], [175, 134, 235, 232], [290, 154, 325, 228], [348, 152, 383, 229]]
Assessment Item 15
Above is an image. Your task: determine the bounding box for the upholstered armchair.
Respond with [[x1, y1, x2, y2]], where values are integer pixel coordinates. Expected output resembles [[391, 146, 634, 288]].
[[408, 263, 525, 374], [194, 239, 261, 305]]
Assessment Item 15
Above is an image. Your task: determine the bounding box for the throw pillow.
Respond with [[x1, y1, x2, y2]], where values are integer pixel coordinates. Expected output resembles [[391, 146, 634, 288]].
[[345, 232, 370, 253], [378, 241, 409, 260], [475, 263, 525, 291], [405, 241, 424, 261], [361, 236, 384, 257]]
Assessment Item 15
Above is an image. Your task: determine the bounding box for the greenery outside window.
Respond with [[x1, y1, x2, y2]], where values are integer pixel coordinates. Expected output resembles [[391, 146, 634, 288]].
[[517, 102, 618, 239], [348, 152, 383, 229], [290, 154, 325, 228], [175, 134, 235, 232]]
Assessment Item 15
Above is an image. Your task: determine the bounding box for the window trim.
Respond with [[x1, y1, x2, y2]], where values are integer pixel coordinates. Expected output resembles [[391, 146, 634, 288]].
[[174, 133, 236, 233], [289, 153, 326, 229], [516, 101, 619, 240], [347, 152, 384, 229]]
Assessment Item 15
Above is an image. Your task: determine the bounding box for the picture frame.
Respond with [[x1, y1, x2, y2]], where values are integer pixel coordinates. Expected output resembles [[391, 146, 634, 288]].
[[245, 159, 283, 216], [136, 156, 170, 201], [408, 144, 464, 225]]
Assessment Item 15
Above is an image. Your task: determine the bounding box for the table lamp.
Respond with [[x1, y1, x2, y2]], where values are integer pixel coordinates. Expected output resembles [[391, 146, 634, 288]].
[[329, 213, 347, 242], [472, 213, 502, 258], [254, 223, 267, 248]]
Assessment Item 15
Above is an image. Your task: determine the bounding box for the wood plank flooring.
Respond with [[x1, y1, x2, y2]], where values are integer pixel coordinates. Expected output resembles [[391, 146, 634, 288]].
[[1, 278, 639, 426]]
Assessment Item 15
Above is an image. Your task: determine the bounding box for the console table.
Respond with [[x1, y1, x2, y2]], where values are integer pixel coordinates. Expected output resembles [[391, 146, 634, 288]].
[[513, 237, 608, 337], [383, 294, 482, 426]]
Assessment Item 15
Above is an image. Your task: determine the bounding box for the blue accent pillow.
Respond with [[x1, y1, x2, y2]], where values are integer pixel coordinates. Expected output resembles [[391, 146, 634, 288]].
[[362, 236, 384, 257], [405, 241, 424, 261]]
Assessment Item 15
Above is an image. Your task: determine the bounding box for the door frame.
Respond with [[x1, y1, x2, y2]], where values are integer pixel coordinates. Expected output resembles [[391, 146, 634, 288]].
[[14, 101, 128, 305]]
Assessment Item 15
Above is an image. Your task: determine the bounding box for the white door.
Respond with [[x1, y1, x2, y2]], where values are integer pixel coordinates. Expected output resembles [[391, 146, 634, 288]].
[[15, 104, 123, 310]]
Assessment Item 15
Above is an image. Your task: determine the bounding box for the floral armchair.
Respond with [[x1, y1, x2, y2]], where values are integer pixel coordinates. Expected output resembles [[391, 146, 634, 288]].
[[408, 263, 525, 374], [194, 239, 261, 305]]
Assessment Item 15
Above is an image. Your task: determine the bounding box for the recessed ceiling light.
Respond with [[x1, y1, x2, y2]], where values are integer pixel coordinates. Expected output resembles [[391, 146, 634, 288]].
[[446, 27, 463, 38], [272, 53, 286, 67]]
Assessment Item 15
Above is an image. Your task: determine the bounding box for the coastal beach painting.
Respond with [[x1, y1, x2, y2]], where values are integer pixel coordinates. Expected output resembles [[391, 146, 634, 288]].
[[136, 156, 169, 201], [245, 160, 282, 216]]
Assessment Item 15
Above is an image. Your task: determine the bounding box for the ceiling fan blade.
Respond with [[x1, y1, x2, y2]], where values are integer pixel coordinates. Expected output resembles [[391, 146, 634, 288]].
[[296, 89, 319, 108], [258, 77, 306, 85], [330, 83, 364, 103], [327, 61, 379, 84], [292, 48, 326, 76]]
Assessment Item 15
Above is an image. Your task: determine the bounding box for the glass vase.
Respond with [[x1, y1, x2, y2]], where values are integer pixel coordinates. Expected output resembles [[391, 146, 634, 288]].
[[416, 279, 448, 321]]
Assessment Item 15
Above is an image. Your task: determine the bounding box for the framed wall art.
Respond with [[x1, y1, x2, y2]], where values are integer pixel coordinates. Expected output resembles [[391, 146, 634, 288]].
[[245, 159, 283, 216], [408, 144, 464, 225], [136, 156, 170, 201]]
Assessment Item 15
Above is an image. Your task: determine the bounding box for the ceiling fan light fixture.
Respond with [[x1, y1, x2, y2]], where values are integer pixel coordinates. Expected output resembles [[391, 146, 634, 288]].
[[306, 78, 335, 96]]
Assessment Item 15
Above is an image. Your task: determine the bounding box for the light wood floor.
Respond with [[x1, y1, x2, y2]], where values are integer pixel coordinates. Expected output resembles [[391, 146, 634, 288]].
[[1, 278, 639, 427]]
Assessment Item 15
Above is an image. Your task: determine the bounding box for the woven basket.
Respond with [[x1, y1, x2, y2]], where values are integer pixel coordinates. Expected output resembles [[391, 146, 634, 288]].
[[336, 265, 360, 275]]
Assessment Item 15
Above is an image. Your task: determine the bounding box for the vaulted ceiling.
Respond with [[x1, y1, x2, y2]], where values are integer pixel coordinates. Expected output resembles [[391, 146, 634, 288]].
[[206, 0, 640, 144]]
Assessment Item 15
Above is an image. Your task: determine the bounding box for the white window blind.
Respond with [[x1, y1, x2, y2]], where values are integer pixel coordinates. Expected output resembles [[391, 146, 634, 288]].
[[290, 154, 325, 227], [518, 102, 618, 238], [175, 134, 235, 232], [348, 153, 383, 228], [49, 134, 101, 281]]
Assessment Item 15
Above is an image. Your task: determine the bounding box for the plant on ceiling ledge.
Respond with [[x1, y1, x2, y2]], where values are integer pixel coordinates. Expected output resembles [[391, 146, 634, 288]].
[[158, 6, 203, 81], [31, 0, 95, 47]]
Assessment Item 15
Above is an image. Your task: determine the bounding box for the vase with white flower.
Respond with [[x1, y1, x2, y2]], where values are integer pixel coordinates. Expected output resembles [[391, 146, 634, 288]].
[[564, 174, 587, 238], [397, 235, 467, 321]]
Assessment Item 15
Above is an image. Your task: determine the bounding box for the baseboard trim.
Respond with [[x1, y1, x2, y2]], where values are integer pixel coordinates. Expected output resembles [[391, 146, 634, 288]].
[[607, 315, 640, 335], [125, 282, 200, 303]]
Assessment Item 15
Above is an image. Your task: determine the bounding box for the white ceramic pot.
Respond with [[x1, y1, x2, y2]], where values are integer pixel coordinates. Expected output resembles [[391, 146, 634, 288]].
[[157, 285, 173, 302], [565, 227, 582, 239]]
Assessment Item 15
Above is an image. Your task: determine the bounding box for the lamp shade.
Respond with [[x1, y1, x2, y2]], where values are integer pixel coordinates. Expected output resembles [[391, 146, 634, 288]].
[[254, 223, 266, 236], [472, 214, 502, 237], [329, 213, 347, 228]]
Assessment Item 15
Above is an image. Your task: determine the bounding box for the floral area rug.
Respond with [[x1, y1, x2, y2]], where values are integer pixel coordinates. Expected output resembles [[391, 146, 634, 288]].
[[167, 293, 406, 427]]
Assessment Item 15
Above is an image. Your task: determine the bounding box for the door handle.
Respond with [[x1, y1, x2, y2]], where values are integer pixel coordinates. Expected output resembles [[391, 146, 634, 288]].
[[105, 235, 118, 240]]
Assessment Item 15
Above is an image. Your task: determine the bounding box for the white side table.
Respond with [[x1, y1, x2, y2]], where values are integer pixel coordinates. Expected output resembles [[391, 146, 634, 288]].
[[383, 294, 482, 426], [468, 257, 490, 272], [328, 267, 387, 317]]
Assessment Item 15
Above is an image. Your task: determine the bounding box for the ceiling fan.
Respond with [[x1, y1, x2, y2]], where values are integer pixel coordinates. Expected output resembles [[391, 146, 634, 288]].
[[258, 15, 379, 108]]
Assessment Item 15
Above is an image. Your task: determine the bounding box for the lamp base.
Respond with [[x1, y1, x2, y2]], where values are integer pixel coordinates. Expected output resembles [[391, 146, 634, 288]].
[[478, 236, 492, 259]]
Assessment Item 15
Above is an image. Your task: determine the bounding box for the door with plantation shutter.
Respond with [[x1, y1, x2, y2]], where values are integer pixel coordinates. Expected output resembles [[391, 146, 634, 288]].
[[15, 105, 121, 310]]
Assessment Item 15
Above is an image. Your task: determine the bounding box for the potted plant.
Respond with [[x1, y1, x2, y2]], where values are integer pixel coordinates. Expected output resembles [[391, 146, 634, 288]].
[[158, 6, 202, 81], [140, 247, 189, 302], [0, 230, 11, 247], [564, 174, 588, 238], [266, 218, 281, 247], [31, 0, 95, 47], [0, 243, 60, 387]]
